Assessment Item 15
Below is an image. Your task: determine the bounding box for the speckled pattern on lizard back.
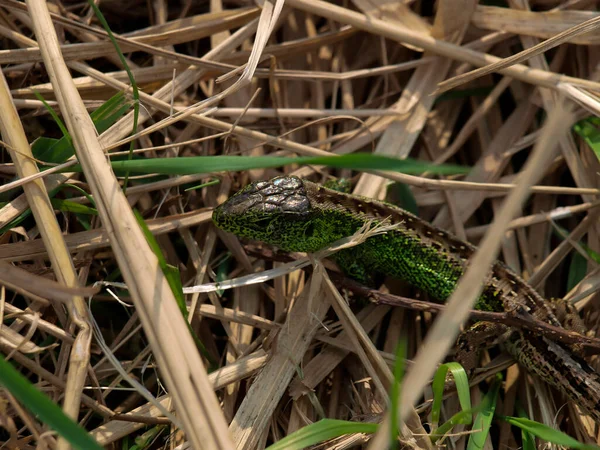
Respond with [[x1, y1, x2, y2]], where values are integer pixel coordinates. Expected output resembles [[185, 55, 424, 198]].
[[213, 175, 600, 422]]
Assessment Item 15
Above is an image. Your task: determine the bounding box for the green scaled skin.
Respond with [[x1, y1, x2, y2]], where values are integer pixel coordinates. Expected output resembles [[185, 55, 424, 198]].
[[213, 176, 545, 315], [213, 176, 600, 423]]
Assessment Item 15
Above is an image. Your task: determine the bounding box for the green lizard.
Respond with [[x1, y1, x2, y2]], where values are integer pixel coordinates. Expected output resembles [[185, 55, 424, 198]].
[[212, 175, 600, 423]]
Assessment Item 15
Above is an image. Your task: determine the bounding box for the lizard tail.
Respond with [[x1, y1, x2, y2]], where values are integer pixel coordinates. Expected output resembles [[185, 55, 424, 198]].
[[504, 331, 600, 423]]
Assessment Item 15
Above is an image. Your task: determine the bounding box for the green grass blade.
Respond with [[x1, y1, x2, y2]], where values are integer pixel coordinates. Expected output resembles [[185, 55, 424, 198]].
[[86, 0, 140, 191], [134, 210, 214, 366], [0, 354, 103, 450], [553, 223, 600, 264], [515, 404, 536, 450], [32, 92, 128, 164], [134, 210, 186, 316], [386, 182, 419, 215], [50, 199, 98, 215], [467, 374, 501, 450], [32, 91, 71, 147], [431, 362, 471, 429], [66, 154, 470, 176], [567, 251, 588, 291], [500, 415, 600, 449], [431, 409, 475, 442], [573, 116, 600, 162], [264, 419, 378, 450]]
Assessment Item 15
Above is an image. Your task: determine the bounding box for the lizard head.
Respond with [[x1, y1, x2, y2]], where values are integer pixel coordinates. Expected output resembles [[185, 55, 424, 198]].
[[213, 176, 321, 252]]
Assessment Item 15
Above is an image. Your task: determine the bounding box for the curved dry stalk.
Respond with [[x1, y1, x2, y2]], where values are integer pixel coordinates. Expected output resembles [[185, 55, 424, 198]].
[[0, 28, 91, 450], [25, 1, 234, 448]]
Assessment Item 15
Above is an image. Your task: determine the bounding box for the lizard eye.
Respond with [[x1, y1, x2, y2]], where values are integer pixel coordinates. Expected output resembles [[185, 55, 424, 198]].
[[304, 222, 315, 237], [252, 218, 272, 230]]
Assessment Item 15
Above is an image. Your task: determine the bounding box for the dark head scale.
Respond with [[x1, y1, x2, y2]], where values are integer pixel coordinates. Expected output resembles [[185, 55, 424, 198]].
[[212, 176, 315, 250]]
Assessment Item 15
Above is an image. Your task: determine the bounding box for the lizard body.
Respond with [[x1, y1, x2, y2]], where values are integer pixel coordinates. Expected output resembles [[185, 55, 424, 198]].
[[212, 175, 600, 422]]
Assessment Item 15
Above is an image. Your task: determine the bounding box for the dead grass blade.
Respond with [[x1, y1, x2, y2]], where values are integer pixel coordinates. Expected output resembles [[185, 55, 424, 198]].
[[25, 1, 233, 448], [437, 13, 600, 94], [368, 102, 576, 448]]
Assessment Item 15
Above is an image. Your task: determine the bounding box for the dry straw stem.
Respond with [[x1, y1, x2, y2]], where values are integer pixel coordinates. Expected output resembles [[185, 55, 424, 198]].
[[91, 349, 269, 446], [228, 273, 332, 450], [106, 1, 286, 152], [2, 7, 600, 227], [352, 0, 431, 36], [11, 56, 431, 95], [0, 210, 212, 262], [3, 303, 74, 344], [1, 1, 598, 446], [26, 66, 600, 200], [25, 1, 234, 449], [0, 78, 78, 286], [288, 305, 391, 398], [465, 200, 600, 239], [473, 6, 600, 45], [437, 12, 600, 94], [431, 102, 535, 229], [198, 304, 279, 331], [511, 0, 599, 214], [433, 76, 514, 165], [0, 35, 91, 450], [1, 323, 52, 356], [558, 83, 600, 118], [0, 14, 260, 226], [0, 3, 260, 67], [0, 261, 98, 304], [286, 0, 600, 92], [528, 209, 600, 289], [321, 267, 392, 395], [354, 0, 476, 199], [368, 103, 576, 448], [1, 337, 115, 417], [566, 268, 600, 306], [320, 271, 432, 450]]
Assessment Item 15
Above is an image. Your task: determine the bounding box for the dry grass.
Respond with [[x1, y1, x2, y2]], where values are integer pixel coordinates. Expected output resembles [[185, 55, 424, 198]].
[[0, 0, 599, 449]]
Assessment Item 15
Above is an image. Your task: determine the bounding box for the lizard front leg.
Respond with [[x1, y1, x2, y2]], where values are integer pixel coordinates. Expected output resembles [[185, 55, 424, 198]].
[[451, 322, 509, 375], [546, 297, 591, 357]]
